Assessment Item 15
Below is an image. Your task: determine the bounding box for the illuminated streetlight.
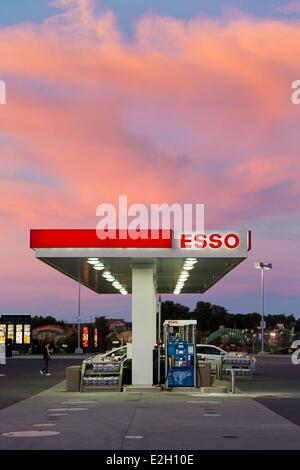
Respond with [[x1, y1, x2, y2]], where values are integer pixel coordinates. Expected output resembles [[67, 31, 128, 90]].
[[254, 262, 272, 354]]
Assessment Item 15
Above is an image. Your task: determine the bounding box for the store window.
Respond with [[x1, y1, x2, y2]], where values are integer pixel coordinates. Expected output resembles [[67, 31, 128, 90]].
[[24, 324, 31, 344], [16, 324, 23, 344], [7, 324, 14, 343], [0, 324, 5, 344]]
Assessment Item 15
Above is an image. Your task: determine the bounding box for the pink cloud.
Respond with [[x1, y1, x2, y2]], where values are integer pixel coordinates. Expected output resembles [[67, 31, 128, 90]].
[[277, 1, 300, 14], [0, 2, 299, 315]]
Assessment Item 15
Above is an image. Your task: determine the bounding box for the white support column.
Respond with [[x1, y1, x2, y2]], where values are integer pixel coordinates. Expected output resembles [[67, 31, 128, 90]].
[[153, 286, 157, 347], [132, 264, 156, 387]]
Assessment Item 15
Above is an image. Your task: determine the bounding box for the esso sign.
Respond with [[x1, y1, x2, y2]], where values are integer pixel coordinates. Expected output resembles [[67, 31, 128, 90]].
[[180, 233, 240, 250]]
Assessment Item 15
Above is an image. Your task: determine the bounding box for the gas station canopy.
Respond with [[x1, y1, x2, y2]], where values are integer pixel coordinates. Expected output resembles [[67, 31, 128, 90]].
[[30, 229, 251, 295], [30, 227, 251, 387]]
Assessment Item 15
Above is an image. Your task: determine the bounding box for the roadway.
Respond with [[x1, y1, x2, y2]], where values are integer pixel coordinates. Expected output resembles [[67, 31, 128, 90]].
[[0, 356, 82, 410], [237, 355, 300, 427]]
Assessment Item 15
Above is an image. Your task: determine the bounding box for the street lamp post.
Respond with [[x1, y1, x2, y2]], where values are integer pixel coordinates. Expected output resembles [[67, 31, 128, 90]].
[[252, 334, 256, 355], [157, 295, 162, 386], [75, 281, 83, 354], [254, 262, 272, 354]]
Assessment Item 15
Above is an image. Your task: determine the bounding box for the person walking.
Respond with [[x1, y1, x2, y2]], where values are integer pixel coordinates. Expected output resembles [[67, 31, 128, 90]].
[[40, 343, 52, 376]]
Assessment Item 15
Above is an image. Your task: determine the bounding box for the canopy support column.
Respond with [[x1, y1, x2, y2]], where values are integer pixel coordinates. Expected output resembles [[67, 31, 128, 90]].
[[132, 264, 156, 387]]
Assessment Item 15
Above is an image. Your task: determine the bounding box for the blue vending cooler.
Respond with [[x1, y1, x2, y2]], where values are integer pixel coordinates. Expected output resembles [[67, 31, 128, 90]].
[[164, 320, 197, 388]]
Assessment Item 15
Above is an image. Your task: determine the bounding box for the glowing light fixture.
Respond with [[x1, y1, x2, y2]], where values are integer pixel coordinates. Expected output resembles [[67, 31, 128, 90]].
[[173, 258, 198, 294]]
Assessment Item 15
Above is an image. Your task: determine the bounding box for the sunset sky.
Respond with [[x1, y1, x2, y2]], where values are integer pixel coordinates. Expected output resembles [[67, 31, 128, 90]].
[[0, 0, 300, 321]]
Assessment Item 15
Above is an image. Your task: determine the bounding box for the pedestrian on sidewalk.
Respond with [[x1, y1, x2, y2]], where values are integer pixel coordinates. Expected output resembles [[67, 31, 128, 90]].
[[40, 343, 53, 376]]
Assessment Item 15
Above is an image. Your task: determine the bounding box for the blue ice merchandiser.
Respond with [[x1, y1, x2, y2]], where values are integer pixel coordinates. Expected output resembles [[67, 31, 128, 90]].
[[164, 320, 197, 388]]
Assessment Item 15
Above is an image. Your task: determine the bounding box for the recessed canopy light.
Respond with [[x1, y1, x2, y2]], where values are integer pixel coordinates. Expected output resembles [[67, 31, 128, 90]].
[[179, 273, 189, 279], [94, 266, 105, 270], [185, 258, 197, 263], [102, 271, 111, 278], [113, 281, 121, 288], [183, 265, 194, 271], [87, 260, 100, 265], [88, 258, 99, 261]]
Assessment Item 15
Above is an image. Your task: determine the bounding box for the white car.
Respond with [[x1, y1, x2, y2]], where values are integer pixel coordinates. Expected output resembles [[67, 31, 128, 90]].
[[196, 344, 227, 371], [196, 344, 256, 372]]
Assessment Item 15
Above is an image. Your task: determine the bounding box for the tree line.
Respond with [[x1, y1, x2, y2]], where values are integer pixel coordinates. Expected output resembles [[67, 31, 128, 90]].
[[32, 301, 299, 338], [161, 301, 299, 335]]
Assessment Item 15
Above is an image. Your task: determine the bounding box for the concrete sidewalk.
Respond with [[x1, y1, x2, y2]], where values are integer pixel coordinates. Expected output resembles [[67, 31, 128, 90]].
[[0, 380, 300, 450]]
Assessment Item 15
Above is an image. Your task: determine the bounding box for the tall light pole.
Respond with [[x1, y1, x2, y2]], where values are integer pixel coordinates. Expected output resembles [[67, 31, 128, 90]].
[[75, 281, 83, 354], [254, 262, 272, 354], [157, 295, 162, 386]]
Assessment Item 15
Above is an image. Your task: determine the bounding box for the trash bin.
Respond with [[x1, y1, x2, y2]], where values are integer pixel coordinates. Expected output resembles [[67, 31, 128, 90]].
[[66, 365, 81, 392], [196, 362, 212, 388], [5, 338, 13, 358]]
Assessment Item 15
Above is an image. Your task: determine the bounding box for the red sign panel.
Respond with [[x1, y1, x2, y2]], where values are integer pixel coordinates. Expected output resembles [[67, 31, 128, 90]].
[[93, 328, 98, 348], [30, 229, 172, 249], [82, 326, 89, 349]]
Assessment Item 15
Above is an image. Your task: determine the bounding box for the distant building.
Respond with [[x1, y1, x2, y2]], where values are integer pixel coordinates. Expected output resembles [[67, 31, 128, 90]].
[[0, 314, 32, 351], [107, 319, 131, 332]]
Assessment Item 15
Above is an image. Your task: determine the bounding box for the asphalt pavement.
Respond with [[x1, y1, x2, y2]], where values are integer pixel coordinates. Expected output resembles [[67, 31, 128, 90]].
[[0, 357, 82, 410], [237, 355, 300, 427], [0, 354, 299, 449]]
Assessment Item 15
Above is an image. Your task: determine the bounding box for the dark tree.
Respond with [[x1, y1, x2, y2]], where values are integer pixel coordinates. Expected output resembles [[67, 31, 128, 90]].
[[94, 316, 110, 351], [192, 301, 230, 333], [32, 315, 65, 329], [161, 301, 190, 325]]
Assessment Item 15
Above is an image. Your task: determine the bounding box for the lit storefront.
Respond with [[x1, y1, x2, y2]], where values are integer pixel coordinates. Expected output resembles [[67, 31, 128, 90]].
[[0, 315, 32, 352]]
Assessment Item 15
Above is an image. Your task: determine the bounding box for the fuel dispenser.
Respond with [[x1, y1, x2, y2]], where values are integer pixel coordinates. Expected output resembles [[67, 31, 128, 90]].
[[163, 319, 197, 388]]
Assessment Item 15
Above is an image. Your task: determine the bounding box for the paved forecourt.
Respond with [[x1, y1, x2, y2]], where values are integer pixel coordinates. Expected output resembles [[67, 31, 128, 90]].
[[0, 379, 300, 450]]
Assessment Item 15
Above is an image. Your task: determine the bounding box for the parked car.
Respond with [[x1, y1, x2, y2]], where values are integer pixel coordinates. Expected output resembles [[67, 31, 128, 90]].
[[196, 344, 227, 371], [196, 344, 256, 372]]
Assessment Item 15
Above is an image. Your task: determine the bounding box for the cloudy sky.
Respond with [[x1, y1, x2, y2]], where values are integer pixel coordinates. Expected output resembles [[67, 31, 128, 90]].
[[0, 0, 300, 321]]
